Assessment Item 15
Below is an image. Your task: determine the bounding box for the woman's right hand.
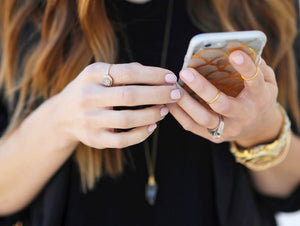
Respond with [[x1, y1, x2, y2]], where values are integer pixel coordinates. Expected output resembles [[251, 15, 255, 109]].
[[55, 62, 180, 149]]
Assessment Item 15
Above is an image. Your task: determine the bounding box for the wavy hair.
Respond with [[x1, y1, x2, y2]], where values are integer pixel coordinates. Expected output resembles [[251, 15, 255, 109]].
[[1, 0, 299, 191]]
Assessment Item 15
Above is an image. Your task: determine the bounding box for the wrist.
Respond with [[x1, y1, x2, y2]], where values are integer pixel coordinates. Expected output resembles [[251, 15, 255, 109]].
[[42, 94, 79, 151], [230, 103, 291, 171], [235, 103, 283, 148]]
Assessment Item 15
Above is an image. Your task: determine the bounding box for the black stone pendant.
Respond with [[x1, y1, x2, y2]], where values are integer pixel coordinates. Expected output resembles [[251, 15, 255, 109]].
[[145, 175, 158, 206]]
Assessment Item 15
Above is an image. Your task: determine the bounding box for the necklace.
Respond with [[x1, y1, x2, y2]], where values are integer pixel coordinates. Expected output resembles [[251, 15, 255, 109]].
[[143, 0, 174, 206], [116, 0, 174, 206]]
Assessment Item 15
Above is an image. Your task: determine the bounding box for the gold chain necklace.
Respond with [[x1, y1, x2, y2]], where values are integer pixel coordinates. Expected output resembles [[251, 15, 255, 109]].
[[143, 0, 174, 206]]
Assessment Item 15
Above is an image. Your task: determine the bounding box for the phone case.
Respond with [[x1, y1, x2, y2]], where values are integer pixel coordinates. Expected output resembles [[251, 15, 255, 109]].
[[178, 30, 267, 103]]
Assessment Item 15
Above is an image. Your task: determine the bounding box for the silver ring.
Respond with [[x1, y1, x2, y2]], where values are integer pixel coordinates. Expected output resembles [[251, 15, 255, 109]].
[[102, 64, 113, 87], [207, 115, 224, 139]]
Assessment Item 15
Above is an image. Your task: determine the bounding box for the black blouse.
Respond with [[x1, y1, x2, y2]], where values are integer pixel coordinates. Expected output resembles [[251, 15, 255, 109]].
[[64, 1, 217, 225], [1, 1, 300, 226]]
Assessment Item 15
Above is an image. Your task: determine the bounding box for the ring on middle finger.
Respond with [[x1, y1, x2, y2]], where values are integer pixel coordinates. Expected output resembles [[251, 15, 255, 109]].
[[207, 115, 224, 139]]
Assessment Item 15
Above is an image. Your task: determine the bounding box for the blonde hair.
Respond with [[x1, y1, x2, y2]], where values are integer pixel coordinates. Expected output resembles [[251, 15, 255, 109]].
[[1, 0, 299, 191]]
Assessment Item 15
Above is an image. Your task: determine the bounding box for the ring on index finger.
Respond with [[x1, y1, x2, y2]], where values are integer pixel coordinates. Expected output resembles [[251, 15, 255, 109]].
[[102, 64, 114, 87]]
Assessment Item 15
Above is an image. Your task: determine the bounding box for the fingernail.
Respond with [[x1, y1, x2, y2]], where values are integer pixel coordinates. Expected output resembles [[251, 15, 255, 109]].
[[165, 74, 177, 83], [148, 123, 157, 133], [160, 107, 169, 117], [171, 89, 181, 100], [232, 53, 244, 65], [181, 69, 195, 82]]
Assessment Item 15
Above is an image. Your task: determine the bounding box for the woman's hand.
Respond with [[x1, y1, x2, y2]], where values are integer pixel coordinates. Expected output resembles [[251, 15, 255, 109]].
[[169, 50, 282, 147], [55, 62, 180, 149]]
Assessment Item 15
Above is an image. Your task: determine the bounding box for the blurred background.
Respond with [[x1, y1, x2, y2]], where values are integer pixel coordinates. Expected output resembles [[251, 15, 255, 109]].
[[276, 210, 300, 225]]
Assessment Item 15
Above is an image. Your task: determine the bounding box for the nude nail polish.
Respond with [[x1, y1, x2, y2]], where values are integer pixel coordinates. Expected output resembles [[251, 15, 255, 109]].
[[165, 74, 177, 83], [171, 89, 181, 100], [148, 124, 157, 133]]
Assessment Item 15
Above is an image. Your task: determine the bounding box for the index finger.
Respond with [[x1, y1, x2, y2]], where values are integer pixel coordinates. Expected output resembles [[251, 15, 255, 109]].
[[81, 62, 177, 86]]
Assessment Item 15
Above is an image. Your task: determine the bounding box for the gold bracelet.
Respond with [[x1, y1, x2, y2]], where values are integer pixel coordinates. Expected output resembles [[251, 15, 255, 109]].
[[230, 103, 292, 171]]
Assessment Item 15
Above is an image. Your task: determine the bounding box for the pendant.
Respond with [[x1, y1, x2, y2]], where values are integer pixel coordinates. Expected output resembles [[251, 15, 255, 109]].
[[145, 175, 158, 206]]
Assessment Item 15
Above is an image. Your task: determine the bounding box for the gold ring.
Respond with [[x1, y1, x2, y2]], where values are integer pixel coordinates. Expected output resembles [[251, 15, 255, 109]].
[[207, 89, 221, 105], [102, 64, 113, 87], [241, 66, 259, 81]]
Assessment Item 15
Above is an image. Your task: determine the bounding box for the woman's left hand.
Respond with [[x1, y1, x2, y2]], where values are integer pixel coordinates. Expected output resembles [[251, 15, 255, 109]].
[[169, 50, 283, 147]]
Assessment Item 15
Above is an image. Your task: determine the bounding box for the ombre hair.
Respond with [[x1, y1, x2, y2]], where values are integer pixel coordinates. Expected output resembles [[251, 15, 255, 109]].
[[1, 0, 299, 191]]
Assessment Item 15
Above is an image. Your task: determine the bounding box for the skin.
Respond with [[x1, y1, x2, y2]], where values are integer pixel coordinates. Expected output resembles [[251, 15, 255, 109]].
[[0, 0, 299, 213], [0, 50, 299, 216], [168, 50, 300, 198], [0, 62, 180, 215]]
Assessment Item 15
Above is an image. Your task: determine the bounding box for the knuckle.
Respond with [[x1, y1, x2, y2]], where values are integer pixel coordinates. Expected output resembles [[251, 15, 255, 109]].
[[117, 114, 132, 128], [266, 65, 275, 75], [79, 112, 90, 129], [118, 87, 134, 105], [83, 132, 101, 149], [79, 87, 93, 107], [229, 125, 242, 138], [82, 63, 96, 76], [195, 114, 210, 127], [201, 114, 212, 127], [211, 138, 224, 144], [182, 121, 194, 132], [124, 62, 142, 79], [243, 111, 256, 127], [257, 96, 268, 109], [217, 103, 231, 115], [114, 136, 126, 149], [129, 62, 142, 67]]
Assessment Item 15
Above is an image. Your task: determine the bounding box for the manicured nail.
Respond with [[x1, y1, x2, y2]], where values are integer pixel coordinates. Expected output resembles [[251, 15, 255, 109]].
[[232, 53, 244, 65], [171, 89, 181, 100], [148, 124, 157, 133], [160, 107, 169, 117], [181, 69, 195, 82], [165, 74, 177, 83]]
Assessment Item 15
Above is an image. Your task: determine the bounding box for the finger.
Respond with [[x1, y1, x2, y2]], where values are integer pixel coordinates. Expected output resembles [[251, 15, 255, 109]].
[[179, 68, 241, 117], [87, 105, 169, 129], [168, 103, 225, 143], [230, 51, 279, 107], [229, 50, 265, 93], [90, 124, 158, 149], [176, 88, 220, 129], [86, 85, 181, 107], [259, 61, 277, 85], [81, 62, 177, 86]]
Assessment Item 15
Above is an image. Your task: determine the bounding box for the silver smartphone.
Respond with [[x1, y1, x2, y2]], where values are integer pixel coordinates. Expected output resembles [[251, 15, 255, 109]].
[[178, 30, 267, 103]]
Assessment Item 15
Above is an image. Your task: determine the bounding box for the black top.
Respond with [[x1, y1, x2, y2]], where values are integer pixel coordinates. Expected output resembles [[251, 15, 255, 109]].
[[1, 1, 300, 226], [64, 1, 217, 225]]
